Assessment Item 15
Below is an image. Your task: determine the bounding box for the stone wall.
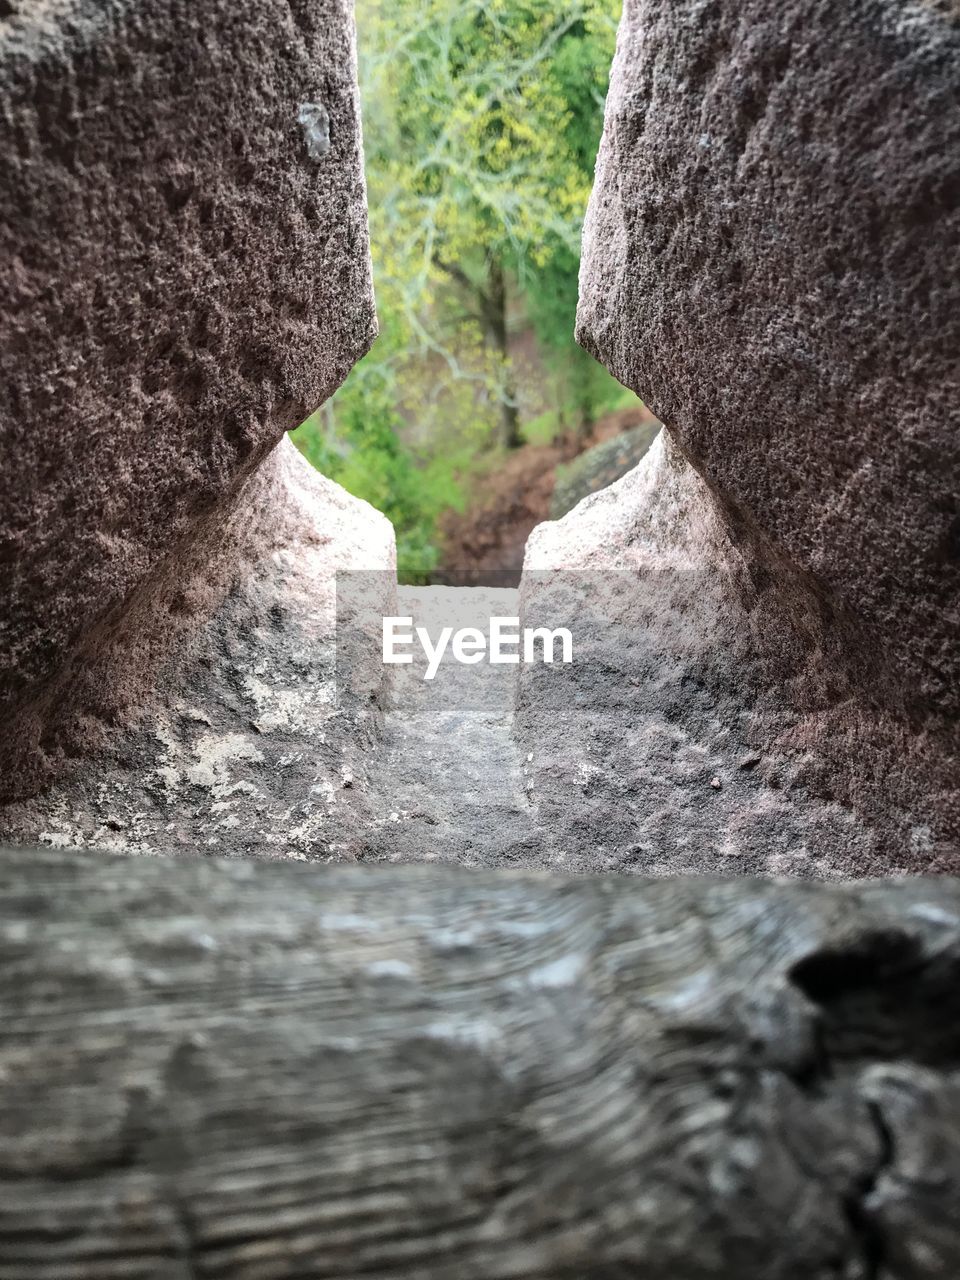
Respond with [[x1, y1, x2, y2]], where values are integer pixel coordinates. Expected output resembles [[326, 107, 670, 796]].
[[0, 0, 393, 814], [518, 0, 960, 874], [1, 0, 957, 871], [1, 2, 960, 1271], [578, 0, 960, 717]]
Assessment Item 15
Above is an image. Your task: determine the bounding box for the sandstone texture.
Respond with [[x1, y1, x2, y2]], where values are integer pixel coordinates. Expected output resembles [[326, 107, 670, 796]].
[[355, 585, 542, 867], [0, 0, 376, 799], [0, 439, 397, 859], [2, 0, 958, 880], [521, 434, 941, 876], [546, 0, 960, 871], [578, 0, 960, 712]]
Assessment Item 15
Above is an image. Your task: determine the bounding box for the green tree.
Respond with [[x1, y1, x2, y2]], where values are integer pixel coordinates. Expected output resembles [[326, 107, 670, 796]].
[[294, 0, 629, 580], [362, 0, 620, 447], [294, 303, 467, 580]]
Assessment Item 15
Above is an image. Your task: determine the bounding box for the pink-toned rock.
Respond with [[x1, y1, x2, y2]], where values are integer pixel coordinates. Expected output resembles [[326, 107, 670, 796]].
[[0, 437, 396, 858], [578, 0, 960, 719], [0, 0, 379, 804], [521, 0, 960, 873], [519, 434, 951, 874]]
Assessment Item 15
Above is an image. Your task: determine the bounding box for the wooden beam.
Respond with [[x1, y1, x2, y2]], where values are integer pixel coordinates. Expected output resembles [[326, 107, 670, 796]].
[[1, 847, 959, 1278]]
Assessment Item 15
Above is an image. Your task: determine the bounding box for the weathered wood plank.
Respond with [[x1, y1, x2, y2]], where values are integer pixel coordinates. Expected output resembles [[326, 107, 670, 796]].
[[1, 848, 959, 1278]]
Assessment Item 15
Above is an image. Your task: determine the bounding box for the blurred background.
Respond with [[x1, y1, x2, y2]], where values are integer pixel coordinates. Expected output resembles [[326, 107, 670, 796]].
[[292, 0, 658, 582]]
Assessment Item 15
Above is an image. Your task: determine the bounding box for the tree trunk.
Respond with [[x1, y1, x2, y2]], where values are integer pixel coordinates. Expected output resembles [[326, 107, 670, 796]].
[[484, 257, 521, 449], [2, 846, 960, 1279], [571, 350, 596, 444]]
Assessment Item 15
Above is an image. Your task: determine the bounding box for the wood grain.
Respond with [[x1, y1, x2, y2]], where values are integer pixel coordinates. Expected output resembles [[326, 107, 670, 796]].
[[1, 848, 959, 1278]]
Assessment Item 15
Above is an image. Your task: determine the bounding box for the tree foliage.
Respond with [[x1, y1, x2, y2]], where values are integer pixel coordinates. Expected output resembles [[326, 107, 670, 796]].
[[294, 0, 629, 580]]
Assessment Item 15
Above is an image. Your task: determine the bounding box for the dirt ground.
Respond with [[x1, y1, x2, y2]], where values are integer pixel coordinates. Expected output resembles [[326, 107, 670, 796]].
[[436, 404, 661, 584]]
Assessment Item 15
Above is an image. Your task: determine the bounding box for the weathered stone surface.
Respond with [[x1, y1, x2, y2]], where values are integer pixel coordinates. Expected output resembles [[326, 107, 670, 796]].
[[355, 585, 543, 867], [0, 439, 396, 858], [0, 0, 376, 798], [521, 433, 955, 875], [578, 0, 960, 710], [558, 0, 960, 870], [3, 846, 960, 1278]]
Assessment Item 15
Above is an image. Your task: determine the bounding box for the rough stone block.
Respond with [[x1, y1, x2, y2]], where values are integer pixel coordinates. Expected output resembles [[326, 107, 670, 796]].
[[577, 0, 960, 716], [0, 439, 397, 857], [0, 0, 379, 800], [535, 0, 960, 871]]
